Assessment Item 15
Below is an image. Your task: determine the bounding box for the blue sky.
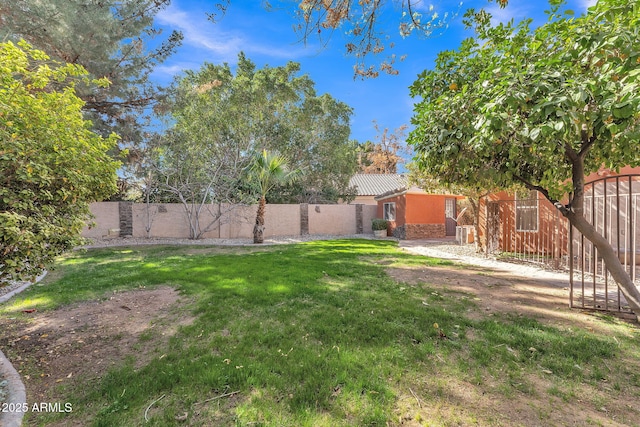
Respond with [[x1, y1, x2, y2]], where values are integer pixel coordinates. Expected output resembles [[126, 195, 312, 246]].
[[153, 0, 596, 150]]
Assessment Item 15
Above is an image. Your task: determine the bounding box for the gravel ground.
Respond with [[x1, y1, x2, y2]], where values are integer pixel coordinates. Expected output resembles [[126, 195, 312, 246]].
[[399, 239, 569, 284], [0, 279, 37, 302]]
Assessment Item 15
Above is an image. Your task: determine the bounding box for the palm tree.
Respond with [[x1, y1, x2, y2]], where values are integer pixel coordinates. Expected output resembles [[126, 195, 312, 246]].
[[248, 150, 301, 244]]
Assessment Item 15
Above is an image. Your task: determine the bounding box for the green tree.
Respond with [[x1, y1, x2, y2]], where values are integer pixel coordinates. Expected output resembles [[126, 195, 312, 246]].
[[408, 0, 640, 315], [0, 40, 119, 281], [268, 93, 358, 203], [0, 0, 182, 173], [152, 53, 357, 230], [248, 150, 302, 244], [151, 66, 253, 238]]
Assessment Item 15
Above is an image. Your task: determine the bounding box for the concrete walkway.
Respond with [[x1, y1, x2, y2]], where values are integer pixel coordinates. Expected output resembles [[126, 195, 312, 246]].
[[399, 239, 570, 287], [0, 349, 26, 427]]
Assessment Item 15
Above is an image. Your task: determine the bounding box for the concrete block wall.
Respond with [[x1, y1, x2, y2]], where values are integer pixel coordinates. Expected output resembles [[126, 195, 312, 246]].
[[132, 203, 209, 238], [84, 202, 377, 240], [83, 202, 120, 238], [309, 204, 359, 235]]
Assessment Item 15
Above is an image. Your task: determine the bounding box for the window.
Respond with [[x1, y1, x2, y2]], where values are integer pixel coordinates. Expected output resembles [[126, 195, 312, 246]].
[[516, 190, 538, 232], [383, 202, 396, 221]]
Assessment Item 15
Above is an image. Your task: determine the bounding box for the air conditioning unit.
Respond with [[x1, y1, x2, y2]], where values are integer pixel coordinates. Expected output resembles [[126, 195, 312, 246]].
[[456, 226, 474, 245]]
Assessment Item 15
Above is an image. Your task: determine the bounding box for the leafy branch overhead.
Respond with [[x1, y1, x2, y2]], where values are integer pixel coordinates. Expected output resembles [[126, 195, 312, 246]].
[[209, 1, 509, 78], [0, 0, 183, 168], [266, 0, 509, 78]]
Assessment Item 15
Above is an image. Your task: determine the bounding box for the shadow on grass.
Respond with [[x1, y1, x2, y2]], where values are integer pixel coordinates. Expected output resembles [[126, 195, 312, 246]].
[[1, 239, 634, 427]]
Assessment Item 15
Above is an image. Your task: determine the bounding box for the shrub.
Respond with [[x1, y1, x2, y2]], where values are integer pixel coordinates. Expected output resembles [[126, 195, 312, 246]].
[[372, 218, 388, 231]]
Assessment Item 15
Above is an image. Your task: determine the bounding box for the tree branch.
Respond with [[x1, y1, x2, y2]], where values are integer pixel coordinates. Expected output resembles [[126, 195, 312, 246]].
[[512, 174, 569, 216]]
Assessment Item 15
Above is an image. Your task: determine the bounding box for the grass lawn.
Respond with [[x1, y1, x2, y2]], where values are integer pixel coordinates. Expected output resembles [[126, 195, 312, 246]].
[[1, 239, 640, 426]]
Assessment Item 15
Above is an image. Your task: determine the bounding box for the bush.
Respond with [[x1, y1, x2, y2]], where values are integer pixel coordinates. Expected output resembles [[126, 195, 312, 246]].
[[0, 40, 119, 281], [371, 218, 388, 231]]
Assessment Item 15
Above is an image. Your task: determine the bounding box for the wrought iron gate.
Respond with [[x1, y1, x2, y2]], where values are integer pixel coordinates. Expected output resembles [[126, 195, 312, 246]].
[[569, 174, 640, 313]]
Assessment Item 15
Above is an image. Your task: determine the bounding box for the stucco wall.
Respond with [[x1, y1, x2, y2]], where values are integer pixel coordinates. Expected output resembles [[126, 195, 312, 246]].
[[405, 194, 448, 224], [132, 203, 216, 239], [84, 202, 120, 238], [83, 202, 377, 240], [376, 195, 406, 226], [352, 196, 378, 205], [308, 204, 357, 235], [361, 204, 377, 233], [225, 204, 301, 238]]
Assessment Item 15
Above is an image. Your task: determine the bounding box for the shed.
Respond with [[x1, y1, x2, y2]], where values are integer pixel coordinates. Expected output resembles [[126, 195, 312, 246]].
[[375, 187, 464, 239]]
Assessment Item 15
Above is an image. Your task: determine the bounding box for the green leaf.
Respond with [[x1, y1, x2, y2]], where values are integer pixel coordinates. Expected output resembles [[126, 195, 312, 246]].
[[530, 127, 541, 141], [612, 102, 634, 119]]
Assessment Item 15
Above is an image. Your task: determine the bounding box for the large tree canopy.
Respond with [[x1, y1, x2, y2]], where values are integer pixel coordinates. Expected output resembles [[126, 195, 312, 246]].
[[153, 53, 357, 211], [0, 0, 182, 164], [408, 0, 640, 313], [0, 41, 119, 281]]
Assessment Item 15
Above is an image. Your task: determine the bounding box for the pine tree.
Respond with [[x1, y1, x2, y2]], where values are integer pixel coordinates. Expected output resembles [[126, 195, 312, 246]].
[[0, 0, 182, 171]]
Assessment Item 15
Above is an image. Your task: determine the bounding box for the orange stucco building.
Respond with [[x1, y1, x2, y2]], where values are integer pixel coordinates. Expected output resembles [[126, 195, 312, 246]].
[[375, 187, 464, 239], [477, 190, 568, 258], [476, 166, 640, 258]]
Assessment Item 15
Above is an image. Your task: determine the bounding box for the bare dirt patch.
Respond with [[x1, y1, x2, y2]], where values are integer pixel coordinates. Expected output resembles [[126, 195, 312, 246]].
[[389, 264, 573, 321], [386, 263, 640, 427], [0, 286, 194, 422]]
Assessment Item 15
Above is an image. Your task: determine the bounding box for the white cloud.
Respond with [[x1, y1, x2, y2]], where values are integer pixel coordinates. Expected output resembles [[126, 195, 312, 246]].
[[483, 0, 597, 24], [484, 2, 532, 25], [156, 3, 243, 63], [153, 63, 196, 78], [578, 0, 597, 9], [156, 2, 314, 65]]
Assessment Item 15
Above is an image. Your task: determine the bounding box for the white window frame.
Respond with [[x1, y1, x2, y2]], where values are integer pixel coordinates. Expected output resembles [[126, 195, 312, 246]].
[[515, 190, 539, 232], [383, 202, 396, 221]]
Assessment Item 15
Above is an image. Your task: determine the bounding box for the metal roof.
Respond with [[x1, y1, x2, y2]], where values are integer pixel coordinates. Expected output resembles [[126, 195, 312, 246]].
[[349, 174, 408, 196]]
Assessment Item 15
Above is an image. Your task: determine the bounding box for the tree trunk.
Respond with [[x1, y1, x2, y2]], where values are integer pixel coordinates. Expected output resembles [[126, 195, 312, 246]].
[[253, 196, 266, 244], [145, 186, 152, 238], [468, 196, 484, 253], [520, 141, 640, 320]]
